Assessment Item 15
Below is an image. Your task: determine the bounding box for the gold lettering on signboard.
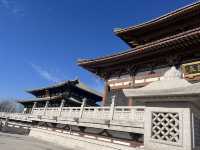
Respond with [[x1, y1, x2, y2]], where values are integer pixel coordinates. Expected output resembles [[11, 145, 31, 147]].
[[182, 61, 200, 78]]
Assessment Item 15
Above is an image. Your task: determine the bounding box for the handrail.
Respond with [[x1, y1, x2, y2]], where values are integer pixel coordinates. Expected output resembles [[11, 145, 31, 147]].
[[0, 106, 145, 124]]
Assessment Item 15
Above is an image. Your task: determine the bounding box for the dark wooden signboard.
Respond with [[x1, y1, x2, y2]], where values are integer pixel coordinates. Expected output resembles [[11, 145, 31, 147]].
[[182, 61, 200, 78]]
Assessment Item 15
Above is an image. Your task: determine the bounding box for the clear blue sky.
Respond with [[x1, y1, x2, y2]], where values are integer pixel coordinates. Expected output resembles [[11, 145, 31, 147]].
[[0, 0, 196, 100]]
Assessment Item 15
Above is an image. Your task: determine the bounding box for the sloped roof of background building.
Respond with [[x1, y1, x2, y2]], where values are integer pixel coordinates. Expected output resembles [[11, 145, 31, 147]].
[[26, 79, 102, 97]]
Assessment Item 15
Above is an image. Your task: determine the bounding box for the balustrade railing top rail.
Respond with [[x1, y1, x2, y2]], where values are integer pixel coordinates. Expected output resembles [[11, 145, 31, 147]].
[[0, 106, 145, 124]]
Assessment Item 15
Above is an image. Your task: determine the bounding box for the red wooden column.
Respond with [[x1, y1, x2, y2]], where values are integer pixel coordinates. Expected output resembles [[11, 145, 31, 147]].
[[128, 98, 133, 106], [102, 80, 109, 106], [128, 71, 136, 106]]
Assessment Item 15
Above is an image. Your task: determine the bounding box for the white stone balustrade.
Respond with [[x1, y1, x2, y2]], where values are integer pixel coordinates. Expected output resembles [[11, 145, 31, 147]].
[[60, 107, 81, 119], [0, 105, 145, 128], [113, 106, 144, 122], [2, 67, 200, 150], [82, 107, 111, 120], [32, 108, 45, 116], [31, 106, 145, 123], [45, 108, 60, 117], [0, 112, 30, 121]]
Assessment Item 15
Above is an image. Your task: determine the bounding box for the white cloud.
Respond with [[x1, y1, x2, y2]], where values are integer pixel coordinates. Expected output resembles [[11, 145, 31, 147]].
[[0, 0, 9, 8], [0, 0, 24, 16], [30, 63, 60, 83]]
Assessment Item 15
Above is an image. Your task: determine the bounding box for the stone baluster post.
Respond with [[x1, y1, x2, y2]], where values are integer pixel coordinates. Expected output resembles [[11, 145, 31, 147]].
[[31, 102, 37, 114], [59, 99, 65, 117], [22, 108, 27, 114], [79, 98, 86, 119], [43, 101, 49, 116], [5, 117, 9, 126], [110, 96, 115, 120]]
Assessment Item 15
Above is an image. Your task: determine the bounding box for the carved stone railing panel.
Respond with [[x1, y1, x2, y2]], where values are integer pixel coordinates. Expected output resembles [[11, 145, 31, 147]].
[[60, 107, 80, 118], [32, 108, 45, 115], [45, 108, 59, 117], [113, 106, 145, 122], [82, 107, 111, 120], [151, 112, 180, 144]]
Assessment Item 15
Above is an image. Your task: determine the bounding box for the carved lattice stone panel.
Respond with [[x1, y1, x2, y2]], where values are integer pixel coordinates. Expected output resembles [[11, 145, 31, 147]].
[[151, 112, 180, 143], [193, 115, 200, 147]]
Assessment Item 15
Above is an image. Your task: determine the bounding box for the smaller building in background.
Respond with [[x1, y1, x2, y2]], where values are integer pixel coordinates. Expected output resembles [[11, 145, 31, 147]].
[[19, 79, 102, 114]]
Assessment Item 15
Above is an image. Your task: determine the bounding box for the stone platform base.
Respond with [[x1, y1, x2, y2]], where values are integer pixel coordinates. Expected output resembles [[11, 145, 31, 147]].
[[29, 128, 143, 150]]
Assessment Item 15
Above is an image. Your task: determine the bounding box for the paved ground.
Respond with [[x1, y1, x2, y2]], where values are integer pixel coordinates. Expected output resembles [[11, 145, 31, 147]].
[[0, 132, 72, 150]]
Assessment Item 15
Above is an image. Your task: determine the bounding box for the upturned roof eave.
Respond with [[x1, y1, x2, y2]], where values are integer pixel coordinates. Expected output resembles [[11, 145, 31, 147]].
[[114, 1, 200, 35], [18, 95, 63, 103], [26, 79, 102, 100], [78, 27, 200, 67], [75, 81, 103, 98], [26, 80, 72, 93], [18, 96, 82, 104]]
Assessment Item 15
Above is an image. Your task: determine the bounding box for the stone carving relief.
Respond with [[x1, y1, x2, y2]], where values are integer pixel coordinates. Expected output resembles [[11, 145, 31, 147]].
[[151, 112, 180, 144]]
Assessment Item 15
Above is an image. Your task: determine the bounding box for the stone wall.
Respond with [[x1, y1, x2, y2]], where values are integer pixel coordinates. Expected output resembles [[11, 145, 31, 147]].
[[29, 128, 143, 150]]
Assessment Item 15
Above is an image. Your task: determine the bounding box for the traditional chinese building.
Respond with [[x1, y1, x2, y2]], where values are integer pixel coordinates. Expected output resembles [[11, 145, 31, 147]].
[[78, 2, 200, 106], [19, 79, 102, 114]]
